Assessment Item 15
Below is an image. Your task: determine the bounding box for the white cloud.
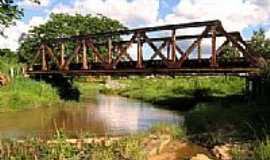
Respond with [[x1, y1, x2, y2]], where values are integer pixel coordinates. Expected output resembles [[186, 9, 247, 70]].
[[19, 0, 50, 8], [163, 0, 270, 32], [0, 16, 47, 51], [266, 30, 270, 38], [52, 0, 159, 27]]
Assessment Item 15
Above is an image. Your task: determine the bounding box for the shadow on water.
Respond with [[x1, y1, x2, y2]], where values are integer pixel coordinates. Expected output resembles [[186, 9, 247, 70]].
[[33, 74, 81, 101]]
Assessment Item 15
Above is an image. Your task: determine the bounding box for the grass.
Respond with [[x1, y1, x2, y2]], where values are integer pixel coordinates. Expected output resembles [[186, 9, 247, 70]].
[[0, 77, 75, 112], [0, 76, 104, 112], [254, 139, 270, 160], [0, 123, 185, 160], [0, 135, 146, 160], [100, 76, 245, 108], [150, 123, 185, 139], [75, 80, 104, 101]]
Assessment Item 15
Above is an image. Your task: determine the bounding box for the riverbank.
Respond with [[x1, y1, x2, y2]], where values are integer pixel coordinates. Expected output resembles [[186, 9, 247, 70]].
[[0, 77, 93, 112], [0, 124, 215, 160], [0, 122, 268, 160], [100, 76, 246, 109], [99, 76, 270, 159]]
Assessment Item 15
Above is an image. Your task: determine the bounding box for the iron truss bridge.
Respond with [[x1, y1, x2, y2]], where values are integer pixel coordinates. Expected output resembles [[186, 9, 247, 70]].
[[26, 20, 265, 77]]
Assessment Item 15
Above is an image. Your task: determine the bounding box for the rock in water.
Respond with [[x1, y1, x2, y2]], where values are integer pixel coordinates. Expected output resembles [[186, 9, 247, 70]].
[[212, 144, 232, 160]]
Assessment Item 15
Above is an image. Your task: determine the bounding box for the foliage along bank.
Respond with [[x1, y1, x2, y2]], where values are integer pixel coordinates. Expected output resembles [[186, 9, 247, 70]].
[[100, 76, 245, 109]]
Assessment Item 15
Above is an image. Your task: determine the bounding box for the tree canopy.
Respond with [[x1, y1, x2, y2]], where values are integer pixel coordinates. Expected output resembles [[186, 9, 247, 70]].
[[0, 0, 39, 36], [18, 13, 126, 63], [0, 0, 23, 35], [249, 29, 270, 58], [219, 29, 270, 60]]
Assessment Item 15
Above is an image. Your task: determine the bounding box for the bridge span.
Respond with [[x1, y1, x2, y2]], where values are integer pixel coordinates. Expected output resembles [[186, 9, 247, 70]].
[[26, 20, 264, 77]]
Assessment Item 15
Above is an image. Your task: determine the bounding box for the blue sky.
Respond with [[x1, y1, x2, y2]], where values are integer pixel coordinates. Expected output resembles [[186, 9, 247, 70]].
[[22, 0, 181, 24], [20, 0, 270, 36], [1, 0, 270, 51]]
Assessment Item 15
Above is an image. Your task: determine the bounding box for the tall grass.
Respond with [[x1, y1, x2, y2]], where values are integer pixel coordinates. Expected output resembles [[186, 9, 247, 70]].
[[0, 133, 147, 160], [0, 77, 60, 112], [0, 123, 186, 159], [254, 139, 270, 160]]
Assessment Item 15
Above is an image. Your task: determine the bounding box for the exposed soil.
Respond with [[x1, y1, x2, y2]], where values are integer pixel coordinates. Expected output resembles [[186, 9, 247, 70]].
[[148, 140, 214, 160]]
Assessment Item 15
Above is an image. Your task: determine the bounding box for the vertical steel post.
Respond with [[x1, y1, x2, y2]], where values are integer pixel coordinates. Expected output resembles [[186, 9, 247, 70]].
[[171, 29, 177, 62], [136, 32, 143, 69], [82, 40, 88, 70], [41, 45, 47, 71], [211, 26, 218, 67], [61, 43, 65, 67], [76, 43, 79, 64], [198, 41, 202, 63], [108, 37, 112, 65], [167, 40, 171, 60]]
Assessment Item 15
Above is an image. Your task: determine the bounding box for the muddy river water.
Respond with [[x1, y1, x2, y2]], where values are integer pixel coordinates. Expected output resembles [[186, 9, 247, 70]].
[[0, 95, 183, 138]]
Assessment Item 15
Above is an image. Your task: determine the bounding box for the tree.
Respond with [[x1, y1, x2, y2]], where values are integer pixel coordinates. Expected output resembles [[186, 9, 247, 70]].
[[0, 0, 23, 35], [0, 0, 39, 36], [219, 45, 241, 60], [0, 48, 19, 73], [249, 29, 270, 58], [18, 13, 126, 63]]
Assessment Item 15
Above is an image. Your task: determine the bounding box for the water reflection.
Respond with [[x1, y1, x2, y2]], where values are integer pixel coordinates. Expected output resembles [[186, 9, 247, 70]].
[[0, 95, 183, 138]]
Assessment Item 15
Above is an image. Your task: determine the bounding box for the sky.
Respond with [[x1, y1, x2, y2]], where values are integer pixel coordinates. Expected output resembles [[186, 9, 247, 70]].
[[1, 0, 270, 51]]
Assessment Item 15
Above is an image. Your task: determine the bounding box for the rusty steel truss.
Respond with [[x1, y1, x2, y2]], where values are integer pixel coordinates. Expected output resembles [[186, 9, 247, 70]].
[[27, 20, 262, 76]]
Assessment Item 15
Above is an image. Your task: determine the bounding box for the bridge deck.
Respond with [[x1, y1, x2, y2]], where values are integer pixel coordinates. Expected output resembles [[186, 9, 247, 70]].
[[28, 59, 259, 76], [27, 68, 259, 76]]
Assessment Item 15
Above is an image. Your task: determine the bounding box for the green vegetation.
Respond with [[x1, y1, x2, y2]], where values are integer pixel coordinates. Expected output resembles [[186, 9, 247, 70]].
[[101, 76, 245, 108], [250, 29, 270, 59], [0, 0, 41, 35], [0, 134, 146, 160], [0, 77, 60, 112], [0, 0, 23, 35], [150, 123, 185, 139], [184, 103, 270, 146], [254, 139, 270, 160], [0, 48, 22, 74], [0, 123, 185, 160]]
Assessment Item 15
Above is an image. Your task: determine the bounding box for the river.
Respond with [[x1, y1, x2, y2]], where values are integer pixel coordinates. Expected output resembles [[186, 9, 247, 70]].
[[0, 95, 183, 138]]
